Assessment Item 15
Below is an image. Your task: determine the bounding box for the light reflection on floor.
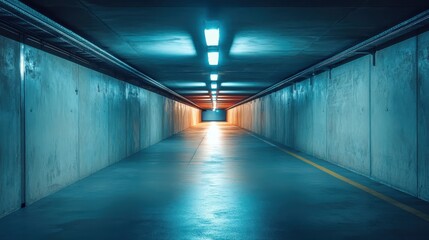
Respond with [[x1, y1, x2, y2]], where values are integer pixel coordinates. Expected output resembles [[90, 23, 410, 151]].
[[2, 122, 429, 239], [180, 122, 260, 239]]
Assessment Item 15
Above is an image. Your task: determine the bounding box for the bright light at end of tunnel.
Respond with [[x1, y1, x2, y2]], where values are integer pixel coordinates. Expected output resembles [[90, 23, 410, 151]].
[[204, 28, 219, 46], [211, 83, 217, 89], [210, 73, 218, 81], [208, 51, 219, 65]]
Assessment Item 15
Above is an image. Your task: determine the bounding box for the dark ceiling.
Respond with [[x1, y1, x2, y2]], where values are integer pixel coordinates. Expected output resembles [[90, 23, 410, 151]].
[[20, 0, 429, 109]]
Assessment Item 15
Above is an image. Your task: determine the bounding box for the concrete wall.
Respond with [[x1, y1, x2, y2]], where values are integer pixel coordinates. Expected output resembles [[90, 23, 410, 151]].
[[371, 38, 417, 195], [228, 30, 429, 201], [0, 36, 200, 218], [0, 36, 22, 218], [419, 31, 429, 200]]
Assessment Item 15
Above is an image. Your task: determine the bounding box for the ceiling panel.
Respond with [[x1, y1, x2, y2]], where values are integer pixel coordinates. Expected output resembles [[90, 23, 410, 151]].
[[21, 0, 429, 109]]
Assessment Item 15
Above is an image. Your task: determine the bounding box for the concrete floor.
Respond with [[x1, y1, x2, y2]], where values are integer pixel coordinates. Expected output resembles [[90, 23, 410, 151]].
[[1, 122, 429, 240]]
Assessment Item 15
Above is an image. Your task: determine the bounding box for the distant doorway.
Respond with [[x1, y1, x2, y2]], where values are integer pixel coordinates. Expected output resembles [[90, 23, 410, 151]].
[[202, 110, 226, 121]]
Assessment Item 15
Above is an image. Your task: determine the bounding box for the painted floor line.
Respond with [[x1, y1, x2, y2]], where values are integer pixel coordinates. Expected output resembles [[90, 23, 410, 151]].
[[246, 131, 429, 223]]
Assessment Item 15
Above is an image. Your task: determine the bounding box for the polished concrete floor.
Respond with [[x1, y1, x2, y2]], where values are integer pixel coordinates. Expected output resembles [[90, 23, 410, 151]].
[[1, 122, 429, 239]]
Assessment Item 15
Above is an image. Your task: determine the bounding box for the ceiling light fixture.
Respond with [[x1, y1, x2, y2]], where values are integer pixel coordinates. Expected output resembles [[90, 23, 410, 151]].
[[204, 28, 219, 46], [208, 51, 219, 66], [210, 73, 218, 81], [212, 100, 217, 111], [205, 22, 221, 110]]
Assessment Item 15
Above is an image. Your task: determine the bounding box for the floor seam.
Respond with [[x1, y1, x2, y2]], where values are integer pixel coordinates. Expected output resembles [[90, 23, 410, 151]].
[[187, 129, 208, 165]]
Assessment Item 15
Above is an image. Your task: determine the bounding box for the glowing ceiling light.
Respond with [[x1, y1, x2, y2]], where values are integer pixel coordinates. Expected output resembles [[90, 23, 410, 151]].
[[208, 51, 219, 66], [211, 83, 217, 89], [204, 28, 219, 46], [210, 73, 218, 81], [211, 90, 217, 95]]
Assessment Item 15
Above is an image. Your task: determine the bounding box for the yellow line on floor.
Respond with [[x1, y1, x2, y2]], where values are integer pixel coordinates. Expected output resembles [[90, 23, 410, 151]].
[[249, 132, 429, 223]]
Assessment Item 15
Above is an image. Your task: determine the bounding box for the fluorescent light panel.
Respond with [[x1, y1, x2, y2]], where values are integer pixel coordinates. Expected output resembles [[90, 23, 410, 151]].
[[169, 82, 206, 87], [177, 90, 208, 94], [210, 74, 218, 81], [221, 82, 264, 87], [204, 28, 219, 46], [219, 90, 259, 94], [208, 52, 219, 65], [211, 83, 217, 89]]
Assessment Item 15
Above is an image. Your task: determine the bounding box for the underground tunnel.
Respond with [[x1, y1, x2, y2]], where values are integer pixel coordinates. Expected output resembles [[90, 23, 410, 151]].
[[1, 0, 429, 239]]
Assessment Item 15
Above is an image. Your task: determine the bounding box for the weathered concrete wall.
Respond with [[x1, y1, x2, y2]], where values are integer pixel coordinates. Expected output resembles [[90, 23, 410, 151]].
[[78, 68, 110, 178], [228, 31, 429, 201], [126, 84, 140, 157], [293, 79, 313, 154], [328, 56, 370, 175], [0, 36, 22, 218], [282, 87, 295, 147], [24, 46, 80, 204], [107, 77, 127, 165], [312, 72, 328, 160], [418, 31, 429, 201], [371, 38, 417, 195], [0, 36, 200, 218]]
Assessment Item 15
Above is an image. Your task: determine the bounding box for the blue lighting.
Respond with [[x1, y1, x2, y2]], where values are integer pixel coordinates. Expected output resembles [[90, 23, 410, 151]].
[[208, 51, 219, 66], [210, 73, 218, 81], [204, 28, 220, 46], [135, 32, 196, 56]]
